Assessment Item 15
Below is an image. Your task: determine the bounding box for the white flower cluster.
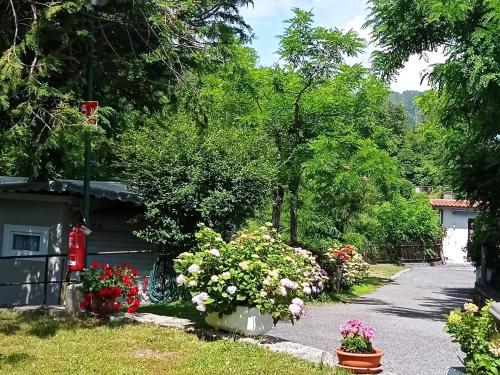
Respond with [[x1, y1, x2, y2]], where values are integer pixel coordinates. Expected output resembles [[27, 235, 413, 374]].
[[174, 223, 329, 322]]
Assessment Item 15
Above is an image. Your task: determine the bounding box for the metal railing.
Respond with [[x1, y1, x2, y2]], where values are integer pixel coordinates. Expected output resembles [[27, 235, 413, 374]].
[[0, 250, 161, 306]]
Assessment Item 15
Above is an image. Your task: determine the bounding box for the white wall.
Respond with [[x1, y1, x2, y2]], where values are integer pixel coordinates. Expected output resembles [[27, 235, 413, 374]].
[[441, 208, 479, 263]]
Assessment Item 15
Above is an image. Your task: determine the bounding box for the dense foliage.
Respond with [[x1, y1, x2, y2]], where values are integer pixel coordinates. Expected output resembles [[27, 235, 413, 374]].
[[0, 3, 447, 262], [367, 0, 500, 266], [120, 116, 275, 251], [174, 224, 327, 322], [0, 0, 252, 179], [347, 194, 444, 261], [446, 302, 500, 374]]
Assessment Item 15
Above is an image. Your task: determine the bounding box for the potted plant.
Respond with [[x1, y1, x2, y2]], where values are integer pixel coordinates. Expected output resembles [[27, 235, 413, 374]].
[[336, 319, 383, 374], [174, 223, 328, 336], [79, 262, 145, 319]]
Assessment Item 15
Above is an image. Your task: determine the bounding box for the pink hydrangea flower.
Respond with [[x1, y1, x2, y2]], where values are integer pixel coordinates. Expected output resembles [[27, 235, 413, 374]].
[[280, 278, 296, 289]]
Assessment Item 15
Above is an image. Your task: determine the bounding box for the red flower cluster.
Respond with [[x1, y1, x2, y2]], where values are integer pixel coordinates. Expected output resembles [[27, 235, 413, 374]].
[[336, 251, 349, 261], [79, 263, 142, 317], [330, 244, 359, 263], [126, 285, 140, 313], [98, 286, 122, 298], [343, 244, 355, 255]]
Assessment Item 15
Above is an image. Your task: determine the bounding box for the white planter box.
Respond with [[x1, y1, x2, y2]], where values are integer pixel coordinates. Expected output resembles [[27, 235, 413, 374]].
[[205, 306, 274, 336]]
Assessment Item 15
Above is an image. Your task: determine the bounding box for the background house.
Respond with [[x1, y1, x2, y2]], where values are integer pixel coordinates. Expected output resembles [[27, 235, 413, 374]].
[[431, 197, 480, 264], [0, 177, 157, 306]]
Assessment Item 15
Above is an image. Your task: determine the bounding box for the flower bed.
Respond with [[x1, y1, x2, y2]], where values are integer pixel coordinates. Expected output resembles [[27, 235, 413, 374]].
[[174, 223, 328, 323], [320, 243, 369, 291], [79, 262, 146, 318]]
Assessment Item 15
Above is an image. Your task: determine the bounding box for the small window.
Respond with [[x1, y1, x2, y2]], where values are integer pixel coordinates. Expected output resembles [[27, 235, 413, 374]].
[[12, 234, 41, 252], [2, 224, 49, 260]]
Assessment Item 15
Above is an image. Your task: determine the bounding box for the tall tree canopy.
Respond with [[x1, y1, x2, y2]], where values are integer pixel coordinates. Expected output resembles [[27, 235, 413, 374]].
[[270, 8, 364, 243], [0, 0, 252, 179], [367, 0, 500, 213]]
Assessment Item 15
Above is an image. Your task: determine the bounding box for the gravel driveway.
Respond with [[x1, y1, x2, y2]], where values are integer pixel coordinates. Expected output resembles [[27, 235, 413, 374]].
[[269, 266, 475, 375]]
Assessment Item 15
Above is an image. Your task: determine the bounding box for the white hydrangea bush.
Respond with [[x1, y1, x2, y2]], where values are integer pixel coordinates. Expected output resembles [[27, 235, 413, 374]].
[[174, 223, 328, 323]]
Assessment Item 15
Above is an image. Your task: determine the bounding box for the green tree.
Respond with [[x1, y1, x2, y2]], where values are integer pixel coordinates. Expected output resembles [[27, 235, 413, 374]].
[[271, 8, 364, 243], [120, 115, 275, 252], [367, 0, 500, 215], [398, 91, 448, 187], [0, 0, 252, 179], [346, 194, 443, 261]]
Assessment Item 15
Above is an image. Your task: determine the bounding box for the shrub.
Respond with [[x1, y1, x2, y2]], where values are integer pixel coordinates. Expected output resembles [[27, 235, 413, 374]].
[[174, 223, 328, 322], [319, 243, 369, 291], [79, 263, 145, 315], [339, 319, 375, 354], [446, 301, 500, 374], [121, 120, 276, 253], [346, 193, 443, 261]]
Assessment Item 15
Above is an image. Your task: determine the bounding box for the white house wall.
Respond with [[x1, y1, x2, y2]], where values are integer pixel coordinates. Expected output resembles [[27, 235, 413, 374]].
[[441, 208, 479, 263]]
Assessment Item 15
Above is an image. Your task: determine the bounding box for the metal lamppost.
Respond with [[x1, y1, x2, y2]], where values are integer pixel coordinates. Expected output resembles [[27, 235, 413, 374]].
[[82, 0, 108, 228]]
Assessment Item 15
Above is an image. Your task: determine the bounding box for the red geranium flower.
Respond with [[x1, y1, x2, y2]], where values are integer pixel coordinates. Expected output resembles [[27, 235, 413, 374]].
[[142, 278, 149, 286], [337, 251, 348, 260], [98, 274, 107, 280], [99, 288, 111, 297], [128, 286, 139, 296], [112, 303, 121, 312], [127, 299, 140, 313], [112, 287, 122, 297], [131, 268, 138, 276], [127, 305, 138, 313], [123, 275, 132, 286], [90, 261, 99, 269], [85, 293, 94, 300], [79, 300, 90, 310], [101, 263, 108, 270], [105, 268, 113, 277]]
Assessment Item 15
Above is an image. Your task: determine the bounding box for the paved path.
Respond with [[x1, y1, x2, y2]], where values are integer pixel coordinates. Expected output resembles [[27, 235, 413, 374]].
[[269, 266, 475, 375]]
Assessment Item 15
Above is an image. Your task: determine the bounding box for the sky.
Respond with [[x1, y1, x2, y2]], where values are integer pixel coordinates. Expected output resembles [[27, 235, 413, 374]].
[[240, 0, 445, 93]]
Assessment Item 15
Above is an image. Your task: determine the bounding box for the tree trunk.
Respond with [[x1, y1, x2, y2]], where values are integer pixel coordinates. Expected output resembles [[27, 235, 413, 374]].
[[289, 101, 301, 246], [272, 185, 285, 232], [289, 181, 298, 245]]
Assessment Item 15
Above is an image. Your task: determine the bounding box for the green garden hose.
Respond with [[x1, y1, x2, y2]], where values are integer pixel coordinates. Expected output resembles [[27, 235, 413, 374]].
[[147, 254, 178, 304]]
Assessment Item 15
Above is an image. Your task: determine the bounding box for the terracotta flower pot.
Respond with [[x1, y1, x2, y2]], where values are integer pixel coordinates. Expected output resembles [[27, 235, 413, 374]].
[[336, 348, 383, 374]]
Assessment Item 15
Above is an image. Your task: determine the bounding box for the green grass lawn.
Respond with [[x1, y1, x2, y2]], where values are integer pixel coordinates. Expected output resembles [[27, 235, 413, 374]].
[[0, 309, 351, 375], [137, 300, 205, 325]]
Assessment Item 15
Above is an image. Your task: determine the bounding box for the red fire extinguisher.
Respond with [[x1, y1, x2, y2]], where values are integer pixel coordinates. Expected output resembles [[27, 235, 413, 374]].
[[68, 225, 86, 271]]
